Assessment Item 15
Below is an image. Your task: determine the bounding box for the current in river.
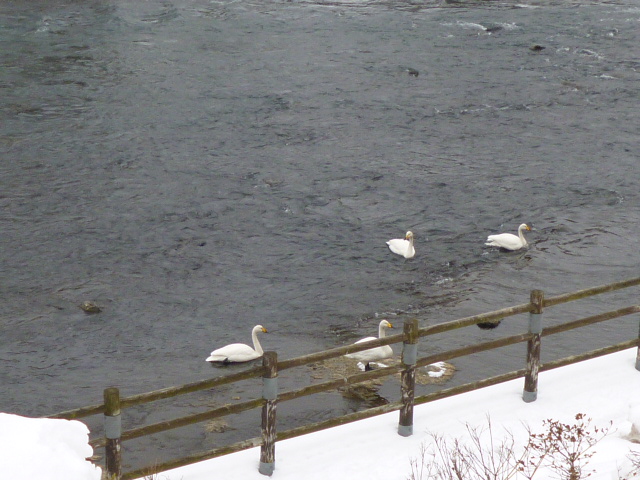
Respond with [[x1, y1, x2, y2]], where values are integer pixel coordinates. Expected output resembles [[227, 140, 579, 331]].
[[1, 0, 639, 470]]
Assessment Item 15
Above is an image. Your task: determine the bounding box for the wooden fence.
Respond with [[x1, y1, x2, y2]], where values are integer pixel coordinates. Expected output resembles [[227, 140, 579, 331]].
[[50, 277, 640, 480]]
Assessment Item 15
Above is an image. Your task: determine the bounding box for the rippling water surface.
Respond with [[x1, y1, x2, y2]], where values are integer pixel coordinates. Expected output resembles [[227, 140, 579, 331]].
[[1, 0, 639, 469]]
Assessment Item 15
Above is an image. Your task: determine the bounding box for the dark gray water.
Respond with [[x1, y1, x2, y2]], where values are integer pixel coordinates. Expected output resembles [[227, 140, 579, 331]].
[[1, 0, 639, 470]]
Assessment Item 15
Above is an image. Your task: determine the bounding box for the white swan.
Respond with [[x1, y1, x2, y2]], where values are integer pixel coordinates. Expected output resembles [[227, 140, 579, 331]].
[[386, 231, 415, 259], [485, 223, 531, 251], [205, 325, 267, 363], [345, 320, 394, 370]]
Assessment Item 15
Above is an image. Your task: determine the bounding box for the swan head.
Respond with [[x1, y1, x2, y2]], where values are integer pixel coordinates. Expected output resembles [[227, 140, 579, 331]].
[[254, 325, 268, 333], [519, 224, 531, 232], [380, 320, 393, 329], [405, 231, 414, 240]]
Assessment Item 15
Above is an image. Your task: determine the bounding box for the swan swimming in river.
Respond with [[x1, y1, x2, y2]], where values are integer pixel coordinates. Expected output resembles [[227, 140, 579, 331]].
[[386, 231, 415, 259], [485, 223, 531, 251], [206, 325, 267, 363]]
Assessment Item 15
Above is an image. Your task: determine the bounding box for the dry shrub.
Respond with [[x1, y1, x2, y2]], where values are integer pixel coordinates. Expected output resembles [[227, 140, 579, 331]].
[[625, 450, 640, 478], [408, 413, 613, 480]]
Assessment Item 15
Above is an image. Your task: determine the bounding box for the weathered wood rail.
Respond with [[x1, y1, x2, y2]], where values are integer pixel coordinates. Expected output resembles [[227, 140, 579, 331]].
[[50, 277, 640, 480]]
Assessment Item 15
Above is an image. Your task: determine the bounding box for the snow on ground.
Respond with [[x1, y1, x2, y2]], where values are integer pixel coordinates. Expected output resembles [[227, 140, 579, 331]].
[[1, 348, 639, 480], [0, 413, 102, 480]]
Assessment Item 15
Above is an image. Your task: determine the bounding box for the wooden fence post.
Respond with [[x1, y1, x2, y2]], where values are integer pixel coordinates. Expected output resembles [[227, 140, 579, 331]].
[[259, 351, 278, 476], [104, 387, 122, 480], [524, 290, 544, 402], [399, 319, 419, 437]]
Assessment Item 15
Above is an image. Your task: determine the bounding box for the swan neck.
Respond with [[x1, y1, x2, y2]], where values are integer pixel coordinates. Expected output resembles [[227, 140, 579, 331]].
[[378, 323, 386, 339], [518, 226, 528, 245], [252, 328, 264, 355]]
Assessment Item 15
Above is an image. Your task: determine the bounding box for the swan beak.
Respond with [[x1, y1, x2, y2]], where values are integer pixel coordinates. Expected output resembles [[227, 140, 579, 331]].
[[262, 327, 268, 333], [526, 225, 532, 231], [388, 322, 393, 328]]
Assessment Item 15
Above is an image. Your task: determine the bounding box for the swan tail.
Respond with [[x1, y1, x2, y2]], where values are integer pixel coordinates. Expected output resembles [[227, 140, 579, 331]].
[[206, 355, 228, 362]]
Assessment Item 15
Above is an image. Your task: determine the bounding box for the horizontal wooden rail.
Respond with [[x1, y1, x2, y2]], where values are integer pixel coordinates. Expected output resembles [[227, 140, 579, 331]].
[[92, 398, 265, 449], [48, 403, 105, 420], [415, 275, 640, 338], [418, 303, 533, 337], [539, 339, 639, 372], [121, 436, 264, 480], [416, 332, 531, 368], [544, 276, 640, 308], [415, 369, 528, 406], [119, 366, 266, 408], [413, 340, 638, 408], [542, 305, 640, 337], [51, 365, 266, 420]]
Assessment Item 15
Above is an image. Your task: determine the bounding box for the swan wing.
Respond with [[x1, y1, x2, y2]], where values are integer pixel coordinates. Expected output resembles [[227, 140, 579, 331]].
[[345, 336, 393, 362], [386, 239, 407, 254], [346, 345, 394, 362], [386, 239, 414, 258], [485, 233, 523, 250], [206, 343, 261, 363]]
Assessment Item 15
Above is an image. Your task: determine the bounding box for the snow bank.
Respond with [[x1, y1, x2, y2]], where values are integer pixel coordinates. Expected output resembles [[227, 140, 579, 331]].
[[0, 413, 102, 480]]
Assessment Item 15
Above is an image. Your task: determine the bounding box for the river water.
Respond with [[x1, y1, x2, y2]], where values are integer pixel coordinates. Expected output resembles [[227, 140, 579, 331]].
[[1, 0, 639, 470]]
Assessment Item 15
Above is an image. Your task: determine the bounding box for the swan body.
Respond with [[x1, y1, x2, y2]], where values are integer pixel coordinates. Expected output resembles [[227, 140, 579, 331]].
[[485, 223, 531, 251], [206, 325, 267, 363], [387, 231, 415, 259], [345, 320, 394, 370]]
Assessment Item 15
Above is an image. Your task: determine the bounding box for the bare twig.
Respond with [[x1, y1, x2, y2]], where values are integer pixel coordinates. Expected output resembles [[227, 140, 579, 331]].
[[407, 414, 612, 480]]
